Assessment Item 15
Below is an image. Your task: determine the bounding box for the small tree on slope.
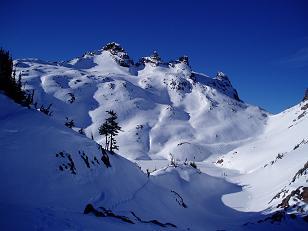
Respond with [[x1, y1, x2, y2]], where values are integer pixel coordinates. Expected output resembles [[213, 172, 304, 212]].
[[99, 120, 111, 150], [98, 110, 121, 152]]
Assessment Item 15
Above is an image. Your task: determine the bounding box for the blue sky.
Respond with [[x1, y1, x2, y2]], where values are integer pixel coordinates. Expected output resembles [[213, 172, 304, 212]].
[[1, 0, 307, 113]]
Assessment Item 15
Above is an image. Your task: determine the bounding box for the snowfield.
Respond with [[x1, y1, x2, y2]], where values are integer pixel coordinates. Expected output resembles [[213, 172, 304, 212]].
[[0, 43, 307, 230], [219, 100, 308, 213]]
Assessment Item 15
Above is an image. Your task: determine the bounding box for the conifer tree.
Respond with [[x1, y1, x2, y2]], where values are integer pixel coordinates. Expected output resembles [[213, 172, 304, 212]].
[[98, 110, 121, 152], [0, 48, 33, 107], [98, 120, 111, 150], [303, 88, 308, 101]]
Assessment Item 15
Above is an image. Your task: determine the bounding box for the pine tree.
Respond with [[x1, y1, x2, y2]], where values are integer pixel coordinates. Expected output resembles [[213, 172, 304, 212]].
[[98, 120, 111, 150], [303, 88, 308, 101], [98, 110, 121, 152], [106, 110, 121, 151], [65, 117, 75, 128], [0, 48, 33, 107], [0, 48, 14, 96]]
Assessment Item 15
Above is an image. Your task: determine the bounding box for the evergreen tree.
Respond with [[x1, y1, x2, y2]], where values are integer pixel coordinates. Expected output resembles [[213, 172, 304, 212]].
[[0, 48, 33, 107], [0, 48, 13, 97], [98, 110, 121, 152], [303, 88, 308, 101], [98, 120, 111, 150], [106, 110, 121, 151], [65, 117, 75, 128]]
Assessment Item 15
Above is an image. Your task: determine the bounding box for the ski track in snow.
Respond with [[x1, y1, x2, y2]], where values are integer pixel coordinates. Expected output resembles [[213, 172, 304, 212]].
[[110, 179, 150, 210]]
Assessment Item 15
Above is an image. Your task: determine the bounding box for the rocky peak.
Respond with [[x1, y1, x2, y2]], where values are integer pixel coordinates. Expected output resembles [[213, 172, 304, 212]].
[[215, 72, 230, 82], [102, 42, 133, 67], [138, 51, 162, 67], [212, 72, 240, 101], [103, 42, 125, 53], [178, 56, 189, 65], [150, 51, 161, 62]]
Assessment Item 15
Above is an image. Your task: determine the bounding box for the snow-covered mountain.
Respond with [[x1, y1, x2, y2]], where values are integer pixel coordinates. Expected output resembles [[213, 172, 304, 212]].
[[1, 93, 307, 230], [1, 43, 307, 230], [14, 42, 267, 161]]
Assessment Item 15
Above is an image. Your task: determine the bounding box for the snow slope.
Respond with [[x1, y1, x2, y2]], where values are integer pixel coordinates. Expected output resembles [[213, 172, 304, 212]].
[[14, 42, 267, 161], [1, 94, 306, 230], [215, 99, 308, 215], [0, 94, 153, 230]]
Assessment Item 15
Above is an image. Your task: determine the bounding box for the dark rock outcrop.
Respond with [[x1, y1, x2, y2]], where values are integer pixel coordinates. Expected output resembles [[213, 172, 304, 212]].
[[103, 42, 134, 67]]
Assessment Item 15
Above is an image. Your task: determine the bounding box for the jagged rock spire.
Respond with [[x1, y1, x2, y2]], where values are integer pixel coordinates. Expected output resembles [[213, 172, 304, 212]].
[[102, 42, 133, 67], [138, 51, 162, 67], [178, 56, 189, 65], [103, 42, 125, 53], [150, 51, 161, 62], [214, 72, 240, 101], [215, 72, 230, 82]]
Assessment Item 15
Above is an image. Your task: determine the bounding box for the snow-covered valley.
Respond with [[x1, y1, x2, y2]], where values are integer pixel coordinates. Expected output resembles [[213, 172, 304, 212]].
[[0, 43, 307, 230]]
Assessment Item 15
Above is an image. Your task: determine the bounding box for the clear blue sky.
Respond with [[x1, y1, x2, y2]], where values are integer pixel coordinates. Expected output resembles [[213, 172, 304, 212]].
[[1, 0, 307, 113]]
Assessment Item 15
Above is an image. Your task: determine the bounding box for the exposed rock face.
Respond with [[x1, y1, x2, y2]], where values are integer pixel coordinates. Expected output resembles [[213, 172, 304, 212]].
[[214, 72, 241, 101], [103, 42, 125, 53], [303, 187, 308, 203], [103, 42, 134, 67], [215, 72, 230, 82], [277, 186, 307, 208], [138, 51, 162, 67], [292, 161, 308, 183], [178, 56, 189, 65], [150, 51, 161, 62]]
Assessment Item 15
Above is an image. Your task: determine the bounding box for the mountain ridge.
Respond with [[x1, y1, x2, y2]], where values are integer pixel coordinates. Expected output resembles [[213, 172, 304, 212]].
[[14, 42, 267, 161]]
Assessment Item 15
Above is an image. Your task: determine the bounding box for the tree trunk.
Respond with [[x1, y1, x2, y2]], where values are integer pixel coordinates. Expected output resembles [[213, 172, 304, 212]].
[[105, 135, 108, 150], [110, 134, 113, 151]]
